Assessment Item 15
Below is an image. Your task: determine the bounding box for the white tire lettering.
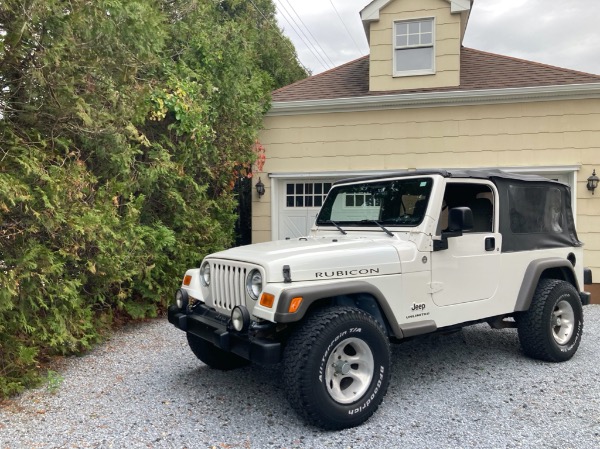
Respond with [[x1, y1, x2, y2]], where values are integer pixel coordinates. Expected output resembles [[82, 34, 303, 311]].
[[347, 365, 385, 415]]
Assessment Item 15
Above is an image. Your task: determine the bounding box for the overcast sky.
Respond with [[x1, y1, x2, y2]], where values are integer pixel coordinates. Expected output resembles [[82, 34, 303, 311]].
[[273, 0, 600, 76]]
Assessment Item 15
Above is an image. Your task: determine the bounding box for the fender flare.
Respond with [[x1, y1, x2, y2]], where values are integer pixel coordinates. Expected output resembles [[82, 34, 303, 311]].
[[273, 281, 404, 338], [514, 258, 579, 312]]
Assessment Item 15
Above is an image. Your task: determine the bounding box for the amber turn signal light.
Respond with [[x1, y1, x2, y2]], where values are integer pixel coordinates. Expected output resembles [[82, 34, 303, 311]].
[[183, 275, 192, 286], [259, 293, 275, 308], [288, 297, 303, 313]]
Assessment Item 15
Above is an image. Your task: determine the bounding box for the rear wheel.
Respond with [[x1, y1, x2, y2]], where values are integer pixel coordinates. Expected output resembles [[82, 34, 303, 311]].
[[282, 307, 391, 430], [517, 279, 583, 362], [186, 333, 249, 370]]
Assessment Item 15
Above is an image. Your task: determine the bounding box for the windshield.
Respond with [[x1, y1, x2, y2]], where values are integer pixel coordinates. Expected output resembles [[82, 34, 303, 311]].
[[316, 177, 434, 227]]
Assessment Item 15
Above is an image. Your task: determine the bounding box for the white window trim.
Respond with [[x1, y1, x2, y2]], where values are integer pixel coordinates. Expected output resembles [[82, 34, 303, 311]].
[[392, 17, 436, 77]]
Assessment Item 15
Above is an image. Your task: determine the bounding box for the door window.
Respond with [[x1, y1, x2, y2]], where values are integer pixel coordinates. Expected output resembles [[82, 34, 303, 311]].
[[440, 183, 495, 234]]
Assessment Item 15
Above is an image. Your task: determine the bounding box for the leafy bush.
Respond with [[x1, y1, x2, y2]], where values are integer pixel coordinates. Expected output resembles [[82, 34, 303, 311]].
[[0, 0, 306, 397]]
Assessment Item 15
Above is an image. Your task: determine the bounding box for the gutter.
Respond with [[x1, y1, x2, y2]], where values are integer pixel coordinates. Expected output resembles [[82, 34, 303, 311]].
[[267, 83, 600, 116]]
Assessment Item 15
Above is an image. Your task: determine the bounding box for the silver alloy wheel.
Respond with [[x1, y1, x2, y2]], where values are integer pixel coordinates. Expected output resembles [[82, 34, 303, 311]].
[[325, 337, 374, 404], [552, 299, 575, 345]]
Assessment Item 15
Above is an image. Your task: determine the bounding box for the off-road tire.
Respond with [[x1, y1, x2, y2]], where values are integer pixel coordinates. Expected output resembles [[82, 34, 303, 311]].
[[186, 333, 249, 370], [517, 279, 583, 362], [282, 306, 391, 430]]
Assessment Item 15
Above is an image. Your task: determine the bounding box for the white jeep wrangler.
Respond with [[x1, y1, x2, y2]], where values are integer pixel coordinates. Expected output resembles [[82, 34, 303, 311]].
[[168, 170, 592, 429]]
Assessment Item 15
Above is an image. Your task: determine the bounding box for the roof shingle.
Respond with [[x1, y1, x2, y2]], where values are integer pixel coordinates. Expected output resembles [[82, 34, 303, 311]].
[[271, 48, 600, 102]]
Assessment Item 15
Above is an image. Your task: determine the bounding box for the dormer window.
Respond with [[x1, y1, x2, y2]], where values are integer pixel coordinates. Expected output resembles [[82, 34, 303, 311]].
[[393, 18, 435, 76]]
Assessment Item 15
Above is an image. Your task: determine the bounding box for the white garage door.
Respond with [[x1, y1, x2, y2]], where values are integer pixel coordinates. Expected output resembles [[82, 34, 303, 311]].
[[279, 180, 334, 239]]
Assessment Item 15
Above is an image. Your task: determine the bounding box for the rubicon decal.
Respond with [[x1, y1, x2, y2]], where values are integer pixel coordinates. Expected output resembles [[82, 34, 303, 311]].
[[315, 268, 380, 278]]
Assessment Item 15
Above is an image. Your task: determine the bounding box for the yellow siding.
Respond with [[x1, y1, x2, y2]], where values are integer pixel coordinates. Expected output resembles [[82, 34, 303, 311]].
[[252, 215, 271, 233], [264, 101, 600, 130], [584, 233, 600, 251], [256, 98, 600, 274], [369, 0, 462, 91], [252, 199, 271, 217], [252, 230, 271, 243], [251, 175, 272, 237], [577, 215, 599, 233], [378, 0, 447, 15]]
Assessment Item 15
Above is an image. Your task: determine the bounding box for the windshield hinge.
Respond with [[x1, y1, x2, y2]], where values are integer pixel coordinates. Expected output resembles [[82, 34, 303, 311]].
[[283, 265, 292, 283]]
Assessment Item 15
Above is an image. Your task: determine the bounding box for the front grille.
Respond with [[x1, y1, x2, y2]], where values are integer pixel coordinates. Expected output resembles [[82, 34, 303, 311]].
[[209, 261, 249, 312]]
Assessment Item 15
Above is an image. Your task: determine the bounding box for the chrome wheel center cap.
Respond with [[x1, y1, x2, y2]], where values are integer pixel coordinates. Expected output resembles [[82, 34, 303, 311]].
[[555, 317, 562, 326], [333, 360, 351, 375]]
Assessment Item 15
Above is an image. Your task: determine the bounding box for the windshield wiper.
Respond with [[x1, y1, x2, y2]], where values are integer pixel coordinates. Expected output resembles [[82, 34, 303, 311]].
[[360, 220, 394, 237], [325, 220, 347, 235]]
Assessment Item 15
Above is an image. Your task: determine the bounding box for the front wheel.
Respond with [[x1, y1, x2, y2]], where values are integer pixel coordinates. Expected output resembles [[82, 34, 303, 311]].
[[282, 307, 391, 430], [517, 279, 584, 362]]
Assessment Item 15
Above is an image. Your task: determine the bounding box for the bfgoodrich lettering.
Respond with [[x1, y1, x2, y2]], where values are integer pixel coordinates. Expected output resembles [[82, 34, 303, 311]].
[[315, 268, 380, 278]]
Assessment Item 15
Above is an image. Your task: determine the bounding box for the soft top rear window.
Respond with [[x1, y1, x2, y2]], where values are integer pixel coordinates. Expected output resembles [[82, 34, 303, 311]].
[[493, 177, 581, 252], [316, 177, 434, 227], [508, 185, 564, 234]]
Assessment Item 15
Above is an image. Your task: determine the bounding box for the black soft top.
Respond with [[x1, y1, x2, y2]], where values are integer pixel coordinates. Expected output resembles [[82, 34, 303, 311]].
[[334, 169, 581, 253], [334, 169, 564, 186]]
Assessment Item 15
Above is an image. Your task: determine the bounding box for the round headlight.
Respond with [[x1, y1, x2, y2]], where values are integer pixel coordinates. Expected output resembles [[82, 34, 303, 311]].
[[246, 269, 263, 300], [200, 262, 211, 287], [175, 288, 189, 310]]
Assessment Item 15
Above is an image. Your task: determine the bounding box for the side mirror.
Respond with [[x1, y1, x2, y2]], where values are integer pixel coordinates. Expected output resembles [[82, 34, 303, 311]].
[[434, 207, 473, 252], [448, 207, 474, 232]]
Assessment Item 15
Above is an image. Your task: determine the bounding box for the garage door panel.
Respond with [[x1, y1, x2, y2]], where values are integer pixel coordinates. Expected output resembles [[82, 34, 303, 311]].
[[279, 180, 335, 239], [282, 214, 308, 240]]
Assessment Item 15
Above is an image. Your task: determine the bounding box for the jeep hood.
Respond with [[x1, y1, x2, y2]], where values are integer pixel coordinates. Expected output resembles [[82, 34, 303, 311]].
[[207, 236, 408, 283]]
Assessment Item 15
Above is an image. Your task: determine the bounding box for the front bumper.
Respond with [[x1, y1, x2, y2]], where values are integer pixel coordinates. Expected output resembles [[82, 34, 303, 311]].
[[168, 304, 282, 364]]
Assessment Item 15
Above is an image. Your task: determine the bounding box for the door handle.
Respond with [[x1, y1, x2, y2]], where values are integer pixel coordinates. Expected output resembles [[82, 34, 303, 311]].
[[485, 237, 495, 251]]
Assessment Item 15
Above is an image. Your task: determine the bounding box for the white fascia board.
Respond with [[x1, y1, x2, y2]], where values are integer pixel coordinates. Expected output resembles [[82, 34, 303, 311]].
[[361, 0, 469, 20], [360, 0, 392, 22], [360, 0, 392, 41], [267, 83, 600, 116], [449, 0, 471, 13]]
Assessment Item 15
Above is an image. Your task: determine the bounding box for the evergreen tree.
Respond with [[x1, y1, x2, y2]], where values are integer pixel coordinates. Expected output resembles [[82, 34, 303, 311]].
[[0, 0, 306, 396]]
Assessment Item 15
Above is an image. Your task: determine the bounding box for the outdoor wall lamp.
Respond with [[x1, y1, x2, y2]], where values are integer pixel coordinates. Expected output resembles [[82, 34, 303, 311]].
[[255, 177, 265, 197], [587, 169, 599, 194]]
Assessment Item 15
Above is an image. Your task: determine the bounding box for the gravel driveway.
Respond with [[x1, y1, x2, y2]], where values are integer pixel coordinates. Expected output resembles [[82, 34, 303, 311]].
[[2, 305, 600, 449]]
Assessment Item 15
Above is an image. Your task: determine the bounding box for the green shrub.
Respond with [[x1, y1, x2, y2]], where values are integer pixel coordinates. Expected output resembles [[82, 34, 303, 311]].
[[0, 0, 306, 397]]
